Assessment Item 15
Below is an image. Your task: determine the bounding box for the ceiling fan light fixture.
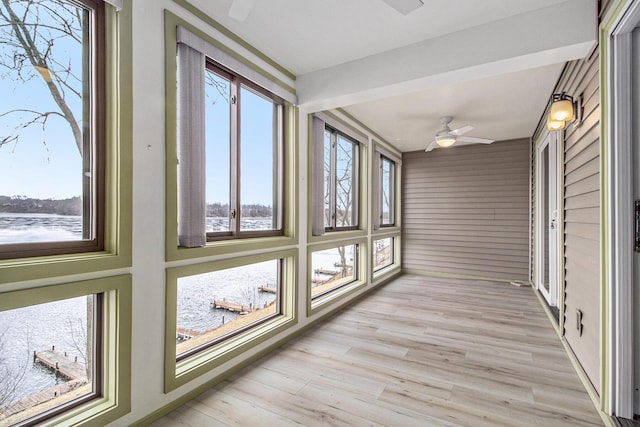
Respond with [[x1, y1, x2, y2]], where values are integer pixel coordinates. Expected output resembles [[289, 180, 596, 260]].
[[381, 0, 424, 15], [435, 135, 456, 147]]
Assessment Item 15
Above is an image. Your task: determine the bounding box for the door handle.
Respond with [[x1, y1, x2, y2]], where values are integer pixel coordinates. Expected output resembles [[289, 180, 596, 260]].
[[635, 201, 640, 252]]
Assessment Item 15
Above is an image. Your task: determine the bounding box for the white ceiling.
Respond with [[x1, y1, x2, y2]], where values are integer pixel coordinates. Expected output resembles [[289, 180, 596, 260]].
[[343, 64, 565, 151], [187, 0, 597, 152]]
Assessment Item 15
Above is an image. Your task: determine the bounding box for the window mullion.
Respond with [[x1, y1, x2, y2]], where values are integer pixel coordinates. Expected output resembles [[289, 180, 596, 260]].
[[230, 77, 240, 235], [330, 132, 337, 229], [352, 141, 359, 227], [273, 104, 283, 230], [379, 155, 384, 224], [390, 161, 395, 225]]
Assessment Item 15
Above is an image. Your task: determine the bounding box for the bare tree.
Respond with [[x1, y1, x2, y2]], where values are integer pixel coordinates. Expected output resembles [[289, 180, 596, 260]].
[[335, 141, 353, 275], [0, 0, 84, 154], [238, 285, 256, 311], [63, 315, 89, 379], [0, 328, 28, 408]]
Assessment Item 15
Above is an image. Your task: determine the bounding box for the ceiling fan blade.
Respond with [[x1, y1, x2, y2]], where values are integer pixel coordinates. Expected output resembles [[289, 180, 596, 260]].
[[451, 125, 474, 136], [381, 0, 424, 15], [228, 0, 257, 21], [425, 140, 438, 152], [456, 136, 495, 144]]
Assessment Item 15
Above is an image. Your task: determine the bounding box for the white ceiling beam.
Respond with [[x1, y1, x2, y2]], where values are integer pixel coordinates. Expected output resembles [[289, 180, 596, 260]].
[[296, 0, 597, 112]]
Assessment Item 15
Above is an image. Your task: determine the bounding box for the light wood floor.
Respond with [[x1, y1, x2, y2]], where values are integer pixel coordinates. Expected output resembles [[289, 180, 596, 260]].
[[151, 275, 604, 426]]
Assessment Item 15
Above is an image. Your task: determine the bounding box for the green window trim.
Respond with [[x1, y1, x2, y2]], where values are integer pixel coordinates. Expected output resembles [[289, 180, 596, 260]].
[[307, 238, 368, 315], [164, 10, 298, 262], [372, 234, 401, 280], [164, 249, 297, 392], [0, 1, 133, 285], [0, 275, 132, 427]]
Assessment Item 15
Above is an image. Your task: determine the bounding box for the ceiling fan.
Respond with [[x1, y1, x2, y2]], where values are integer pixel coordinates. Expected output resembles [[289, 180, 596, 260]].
[[228, 0, 423, 22], [425, 116, 495, 152]]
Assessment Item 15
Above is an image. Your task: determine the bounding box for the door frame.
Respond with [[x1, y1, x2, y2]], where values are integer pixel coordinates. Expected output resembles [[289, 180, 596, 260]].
[[604, 0, 640, 418], [535, 131, 561, 309]]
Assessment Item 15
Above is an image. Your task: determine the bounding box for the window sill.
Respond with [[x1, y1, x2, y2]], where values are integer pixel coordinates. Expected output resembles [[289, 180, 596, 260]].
[[309, 279, 366, 315], [168, 312, 296, 392], [373, 263, 401, 281], [308, 229, 367, 245], [0, 250, 130, 286], [167, 234, 297, 262], [372, 227, 401, 237]]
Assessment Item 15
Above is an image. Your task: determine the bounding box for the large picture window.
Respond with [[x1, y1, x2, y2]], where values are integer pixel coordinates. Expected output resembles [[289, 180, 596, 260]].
[[175, 27, 292, 249], [0, 294, 102, 425], [204, 62, 283, 239], [323, 127, 358, 231], [310, 244, 358, 299], [175, 259, 282, 360], [373, 237, 394, 271], [0, 0, 105, 260]]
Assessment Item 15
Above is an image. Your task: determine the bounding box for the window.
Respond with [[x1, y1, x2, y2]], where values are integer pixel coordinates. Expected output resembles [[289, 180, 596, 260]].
[[379, 156, 396, 226], [175, 28, 292, 249], [310, 244, 358, 298], [204, 62, 283, 239], [373, 237, 394, 271], [175, 259, 282, 360], [0, 0, 105, 260], [0, 295, 101, 425], [324, 127, 359, 230]]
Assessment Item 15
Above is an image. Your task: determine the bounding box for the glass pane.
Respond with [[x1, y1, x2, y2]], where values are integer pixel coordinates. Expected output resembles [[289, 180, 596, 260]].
[[205, 69, 231, 232], [0, 0, 92, 244], [335, 135, 355, 227], [176, 260, 280, 358], [239, 86, 278, 231], [0, 295, 97, 425], [381, 158, 393, 225], [542, 145, 550, 291], [311, 245, 357, 298], [323, 130, 332, 228], [373, 237, 393, 271]]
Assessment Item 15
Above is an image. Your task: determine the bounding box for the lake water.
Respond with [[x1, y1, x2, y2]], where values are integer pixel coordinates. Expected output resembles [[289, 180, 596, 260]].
[[0, 214, 356, 409], [0, 213, 281, 408], [0, 297, 88, 408]]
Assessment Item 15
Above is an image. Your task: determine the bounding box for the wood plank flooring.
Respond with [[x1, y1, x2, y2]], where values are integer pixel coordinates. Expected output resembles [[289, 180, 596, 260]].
[[151, 275, 604, 426]]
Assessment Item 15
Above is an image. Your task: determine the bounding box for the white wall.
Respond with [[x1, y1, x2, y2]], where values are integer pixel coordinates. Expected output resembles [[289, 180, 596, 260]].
[[109, 2, 400, 424]]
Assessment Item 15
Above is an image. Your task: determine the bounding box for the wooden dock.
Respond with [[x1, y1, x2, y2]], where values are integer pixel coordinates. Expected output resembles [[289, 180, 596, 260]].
[[314, 268, 339, 276], [257, 285, 276, 294], [34, 348, 86, 381], [211, 300, 252, 314], [176, 327, 202, 342], [0, 378, 88, 421]]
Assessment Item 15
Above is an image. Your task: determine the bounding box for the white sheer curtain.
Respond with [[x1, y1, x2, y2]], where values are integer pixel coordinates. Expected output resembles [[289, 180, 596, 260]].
[[311, 116, 326, 236], [372, 152, 381, 231], [177, 43, 206, 247]]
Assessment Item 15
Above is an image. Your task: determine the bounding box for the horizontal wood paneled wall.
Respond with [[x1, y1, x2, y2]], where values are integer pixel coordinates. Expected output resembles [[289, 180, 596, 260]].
[[553, 47, 601, 395], [401, 139, 530, 281]]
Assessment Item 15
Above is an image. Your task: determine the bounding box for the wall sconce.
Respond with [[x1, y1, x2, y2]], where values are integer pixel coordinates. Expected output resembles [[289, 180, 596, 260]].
[[547, 92, 583, 131]]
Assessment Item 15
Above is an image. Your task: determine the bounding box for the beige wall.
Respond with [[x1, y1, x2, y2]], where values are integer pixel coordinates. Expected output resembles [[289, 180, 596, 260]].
[[401, 139, 530, 282], [532, 47, 601, 394]]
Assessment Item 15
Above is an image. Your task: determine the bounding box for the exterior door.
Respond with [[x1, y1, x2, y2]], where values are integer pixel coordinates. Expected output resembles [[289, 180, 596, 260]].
[[633, 24, 640, 417], [537, 132, 558, 307]]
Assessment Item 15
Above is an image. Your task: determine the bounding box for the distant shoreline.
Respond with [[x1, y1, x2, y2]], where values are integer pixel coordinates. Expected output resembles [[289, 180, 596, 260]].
[[0, 195, 82, 216], [0, 196, 274, 218]]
